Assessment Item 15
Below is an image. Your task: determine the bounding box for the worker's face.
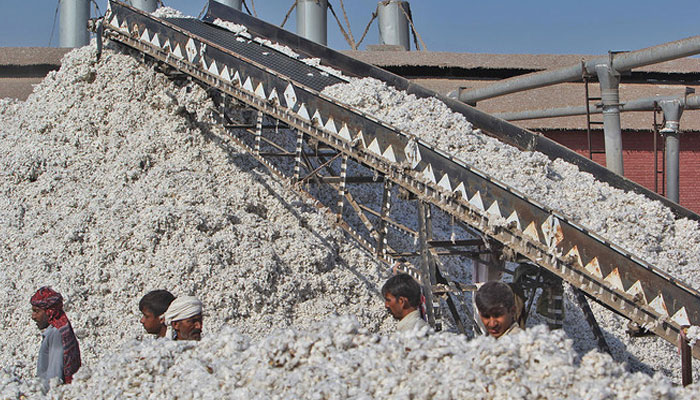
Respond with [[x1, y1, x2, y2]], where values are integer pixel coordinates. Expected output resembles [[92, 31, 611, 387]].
[[140, 308, 165, 336], [384, 292, 408, 320], [479, 306, 516, 338], [172, 314, 203, 341], [31, 306, 49, 330]]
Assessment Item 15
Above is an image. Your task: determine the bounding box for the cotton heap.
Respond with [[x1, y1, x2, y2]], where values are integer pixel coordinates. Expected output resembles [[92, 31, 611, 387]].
[[1, 7, 700, 395], [51, 317, 700, 399], [0, 41, 392, 391]]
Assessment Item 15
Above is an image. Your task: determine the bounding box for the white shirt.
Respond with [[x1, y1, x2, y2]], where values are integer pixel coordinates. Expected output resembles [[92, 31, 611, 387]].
[[501, 322, 522, 338], [37, 325, 64, 391], [397, 310, 429, 332]]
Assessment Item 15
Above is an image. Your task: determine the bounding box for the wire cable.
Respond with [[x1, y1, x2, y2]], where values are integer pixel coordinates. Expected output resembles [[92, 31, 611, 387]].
[[49, 0, 61, 47], [280, 1, 297, 28], [355, 6, 378, 49], [327, 1, 354, 49]]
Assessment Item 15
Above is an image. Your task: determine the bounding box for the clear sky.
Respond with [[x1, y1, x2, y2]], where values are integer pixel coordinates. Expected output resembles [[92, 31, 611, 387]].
[[1, 0, 699, 55]]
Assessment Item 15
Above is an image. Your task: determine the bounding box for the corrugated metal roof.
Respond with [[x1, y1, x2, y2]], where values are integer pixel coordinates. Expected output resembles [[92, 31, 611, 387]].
[[0, 47, 71, 67], [342, 50, 700, 74]]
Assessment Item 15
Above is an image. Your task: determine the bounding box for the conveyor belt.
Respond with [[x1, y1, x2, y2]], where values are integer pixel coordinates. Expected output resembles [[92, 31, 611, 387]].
[[166, 17, 346, 91], [101, 0, 700, 358], [204, 1, 700, 225]]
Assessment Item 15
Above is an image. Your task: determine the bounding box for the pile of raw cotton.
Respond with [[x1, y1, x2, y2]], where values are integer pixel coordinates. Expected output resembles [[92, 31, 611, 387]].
[[321, 77, 700, 380], [6, 317, 698, 399], [0, 20, 698, 398], [0, 42, 395, 391], [322, 77, 700, 286]]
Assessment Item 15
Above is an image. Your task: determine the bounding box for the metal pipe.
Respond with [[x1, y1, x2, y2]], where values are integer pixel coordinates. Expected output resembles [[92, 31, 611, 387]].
[[458, 35, 700, 105], [214, 0, 242, 10], [129, 0, 158, 13], [59, 0, 90, 48], [596, 63, 624, 175], [659, 99, 683, 203], [495, 104, 592, 121], [377, 1, 411, 50], [296, 0, 328, 46], [495, 94, 700, 121]]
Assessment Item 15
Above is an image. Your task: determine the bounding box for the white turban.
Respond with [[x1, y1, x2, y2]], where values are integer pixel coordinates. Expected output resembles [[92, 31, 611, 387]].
[[163, 296, 203, 325]]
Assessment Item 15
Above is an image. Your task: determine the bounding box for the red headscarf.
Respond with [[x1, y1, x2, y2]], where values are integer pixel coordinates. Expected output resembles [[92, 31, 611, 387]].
[[31, 287, 81, 384]]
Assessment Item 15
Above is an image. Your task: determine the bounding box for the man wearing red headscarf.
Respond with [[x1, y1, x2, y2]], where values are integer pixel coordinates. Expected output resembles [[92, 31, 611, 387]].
[[30, 287, 81, 390]]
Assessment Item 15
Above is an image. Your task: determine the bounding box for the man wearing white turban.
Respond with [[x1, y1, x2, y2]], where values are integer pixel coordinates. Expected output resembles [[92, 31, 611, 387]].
[[163, 296, 203, 341]]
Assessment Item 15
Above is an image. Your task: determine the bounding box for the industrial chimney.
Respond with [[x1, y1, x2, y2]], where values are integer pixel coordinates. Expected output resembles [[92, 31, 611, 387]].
[[377, 0, 411, 50], [296, 0, 328, 46], [214, 0, 243, 10], [130, 0, 158, 13], [59, 0, 90, 48]]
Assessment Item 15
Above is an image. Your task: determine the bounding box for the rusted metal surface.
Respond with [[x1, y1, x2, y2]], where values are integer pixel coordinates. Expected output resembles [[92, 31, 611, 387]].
[[679, 328, 693, 386]]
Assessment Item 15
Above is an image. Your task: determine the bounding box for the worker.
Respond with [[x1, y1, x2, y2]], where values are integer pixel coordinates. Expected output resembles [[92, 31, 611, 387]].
[[139, 290, 175, 338], [474, 281, 522, 339], [163, 296, 203, 341], [382, 273, 430, 332], [30, 287, 81, 391]]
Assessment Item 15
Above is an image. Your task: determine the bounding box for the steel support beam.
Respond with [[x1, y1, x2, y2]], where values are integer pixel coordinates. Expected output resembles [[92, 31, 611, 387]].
[[573, 288, 611, 354], [418, 202, 440, 330]]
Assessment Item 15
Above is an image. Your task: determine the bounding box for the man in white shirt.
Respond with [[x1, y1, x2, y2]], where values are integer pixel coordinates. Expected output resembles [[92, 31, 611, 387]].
[[382, 274, 430, 332], [475, 281, 522, 339]]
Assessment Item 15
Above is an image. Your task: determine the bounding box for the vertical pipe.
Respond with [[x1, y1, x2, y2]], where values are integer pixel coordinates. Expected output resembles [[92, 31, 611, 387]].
[[659, 99, 683, 203], [130, 0, 158, 13], [595, 63, 624, 176], [377, 1, 411, 50], [654, 108, 659, 194], [584, 77, 594, 160], [214, 0, 243, 10], [59, 0, 90, 48], [296, 0, 328, 46], [665, 132, 680, 203]]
